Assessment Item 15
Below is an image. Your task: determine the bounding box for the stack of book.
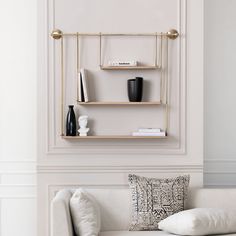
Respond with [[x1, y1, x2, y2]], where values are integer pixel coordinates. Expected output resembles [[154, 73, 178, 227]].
[[132, 128, 166, 137], [78, 68, 89, 102], [108, 60, 137, 67]]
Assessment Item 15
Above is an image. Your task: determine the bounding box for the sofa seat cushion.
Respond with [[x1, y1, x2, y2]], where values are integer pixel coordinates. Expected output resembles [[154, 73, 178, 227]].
[[99, 232, 236, 236], [99, 231, 176, 236]]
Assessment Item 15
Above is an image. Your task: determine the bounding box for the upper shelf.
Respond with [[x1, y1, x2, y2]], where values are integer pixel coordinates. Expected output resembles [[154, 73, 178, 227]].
[[100, 65, 160, 70], [77, 101, 162, 105]]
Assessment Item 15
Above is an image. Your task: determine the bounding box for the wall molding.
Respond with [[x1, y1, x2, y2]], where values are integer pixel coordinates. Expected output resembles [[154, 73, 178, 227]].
[[205, 171, 236, 175], [204, 184, 236, 188], [44, 0, 187, 155], [37, 164, 203, 173], [0, 171, 36, 174], [0, 196, 36, 199], [0, 160, 36, 163], [204, 159, 236, 163], [0, 155, 36, 197], [0, 184, 36, 187], [0, 185, 36, 199], [46, 145, 187, 155], [0, 163, 36, 173], [37, 1, 204, 235]]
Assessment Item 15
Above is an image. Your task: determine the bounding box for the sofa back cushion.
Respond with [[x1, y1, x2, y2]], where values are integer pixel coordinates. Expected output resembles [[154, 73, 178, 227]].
[[85, 188, 132, 231], [52, 187, 236, 233], [186, 188, 236, 209], [85, 188, 236, 231]]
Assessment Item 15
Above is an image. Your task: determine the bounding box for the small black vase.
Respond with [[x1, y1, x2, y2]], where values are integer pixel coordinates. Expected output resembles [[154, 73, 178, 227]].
[[66, 105, 76, 136], [127, 77, 143, 102]]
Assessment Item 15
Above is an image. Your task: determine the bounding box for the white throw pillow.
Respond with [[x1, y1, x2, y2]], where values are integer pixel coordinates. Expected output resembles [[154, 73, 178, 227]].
[[70, 189, 101, 236], [158, 208, 236, 236]]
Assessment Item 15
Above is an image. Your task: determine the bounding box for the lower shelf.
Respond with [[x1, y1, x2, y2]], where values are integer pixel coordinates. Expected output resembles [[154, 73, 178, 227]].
[[62, 135, 167, 139], [77, 101, 162, 105]]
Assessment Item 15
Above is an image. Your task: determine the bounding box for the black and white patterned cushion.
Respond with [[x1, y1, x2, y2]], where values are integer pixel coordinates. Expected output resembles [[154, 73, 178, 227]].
[[128, 174, 190, 231]]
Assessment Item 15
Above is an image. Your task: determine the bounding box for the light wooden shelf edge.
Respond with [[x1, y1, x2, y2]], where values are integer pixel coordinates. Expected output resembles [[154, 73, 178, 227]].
[[62, 135, 167, 139], [100, 66, 160, 70], [77, 101, 162, 105]]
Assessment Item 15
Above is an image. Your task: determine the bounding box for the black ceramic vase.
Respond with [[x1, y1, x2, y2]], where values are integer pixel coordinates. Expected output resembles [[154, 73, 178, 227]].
[[66, 105, 76, 136], [127, 77, 143, 102]]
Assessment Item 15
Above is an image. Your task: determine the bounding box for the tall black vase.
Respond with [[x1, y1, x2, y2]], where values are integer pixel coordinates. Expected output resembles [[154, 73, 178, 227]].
[[66, 105, 76, 136], [127, 77, 143, 102]]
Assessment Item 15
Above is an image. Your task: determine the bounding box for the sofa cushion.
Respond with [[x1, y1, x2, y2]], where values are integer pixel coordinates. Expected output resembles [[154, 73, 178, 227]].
[[70, 189, 101, 236], [128, 174, 190, 231], [51, 189, 74, 236], [99, 230, 175, 236], [100, 232, 236, 236], [159, 208, 236, 236]]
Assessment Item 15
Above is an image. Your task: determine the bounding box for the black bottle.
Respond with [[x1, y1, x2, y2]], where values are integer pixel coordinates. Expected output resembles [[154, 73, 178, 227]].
[[66, 105, 76, 136]]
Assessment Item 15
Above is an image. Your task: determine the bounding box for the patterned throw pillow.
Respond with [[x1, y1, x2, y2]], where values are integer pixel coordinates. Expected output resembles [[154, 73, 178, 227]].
[[128, 174, 190, 231]]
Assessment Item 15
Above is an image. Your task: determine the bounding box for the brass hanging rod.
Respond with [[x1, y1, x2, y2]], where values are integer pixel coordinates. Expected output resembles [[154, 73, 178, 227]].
[[51, 29, 179, 40]]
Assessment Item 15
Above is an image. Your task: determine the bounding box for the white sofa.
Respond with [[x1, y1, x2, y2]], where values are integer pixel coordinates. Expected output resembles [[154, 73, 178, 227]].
[[51, 188, 236, 236]]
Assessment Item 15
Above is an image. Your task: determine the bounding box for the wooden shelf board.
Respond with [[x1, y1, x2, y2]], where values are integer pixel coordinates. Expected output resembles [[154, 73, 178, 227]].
[[100, 66, 160, 70], [77, 101, 161, 105], [62, 135, 167, 139]]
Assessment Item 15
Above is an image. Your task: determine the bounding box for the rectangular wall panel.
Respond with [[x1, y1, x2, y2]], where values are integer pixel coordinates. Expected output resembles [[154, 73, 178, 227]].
[[38, 0, 204, 235]]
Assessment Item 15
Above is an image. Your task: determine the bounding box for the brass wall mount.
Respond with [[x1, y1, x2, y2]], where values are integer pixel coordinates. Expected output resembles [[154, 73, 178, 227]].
[[51, 29, 63, 39], [166, 29, 179, 40]]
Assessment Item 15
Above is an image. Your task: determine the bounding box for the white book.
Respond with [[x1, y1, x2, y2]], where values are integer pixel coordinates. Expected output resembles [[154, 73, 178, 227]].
[[138, 128, 161, 133], [77, 72, 83, 102], [132, 132, 166, 137], [80, 68, 89, 102]]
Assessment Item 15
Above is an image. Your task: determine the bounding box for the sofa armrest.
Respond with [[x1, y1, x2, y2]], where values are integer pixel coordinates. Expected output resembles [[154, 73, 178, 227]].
[[50, 189, 74, 236]]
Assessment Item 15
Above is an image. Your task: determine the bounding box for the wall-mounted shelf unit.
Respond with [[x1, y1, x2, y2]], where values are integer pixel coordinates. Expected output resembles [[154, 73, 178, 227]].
[[51, 28, 179, 139]]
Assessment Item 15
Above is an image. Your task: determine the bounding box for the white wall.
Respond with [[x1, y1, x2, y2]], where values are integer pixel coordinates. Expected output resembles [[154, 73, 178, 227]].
[[0, 1, 36, 236], [204, 0, 236, 186], [2, 0, 235, 234]]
